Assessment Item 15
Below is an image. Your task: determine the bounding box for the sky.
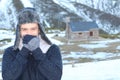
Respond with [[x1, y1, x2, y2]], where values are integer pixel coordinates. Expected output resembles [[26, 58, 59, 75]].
[[0, 30, 120, 80]]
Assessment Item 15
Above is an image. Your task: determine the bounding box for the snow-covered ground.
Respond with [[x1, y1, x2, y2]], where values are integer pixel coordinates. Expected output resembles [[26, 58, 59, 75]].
[[62, 59, 120, 80], [0, 30, 120, 80]]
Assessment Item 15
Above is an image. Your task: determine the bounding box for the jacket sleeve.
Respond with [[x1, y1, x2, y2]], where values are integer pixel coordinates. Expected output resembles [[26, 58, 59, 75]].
[[32, 44, 63, 80], [2, 47, 29, 80]]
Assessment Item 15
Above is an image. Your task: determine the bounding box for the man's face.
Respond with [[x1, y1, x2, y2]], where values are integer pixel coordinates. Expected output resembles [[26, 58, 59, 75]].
[[20, 23, 39, 38]]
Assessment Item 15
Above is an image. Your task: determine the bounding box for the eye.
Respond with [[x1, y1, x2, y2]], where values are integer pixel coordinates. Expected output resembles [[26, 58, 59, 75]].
[[32, 28, 36, 30], [31, 27, 38, 31], [21, 28, 27, 31]]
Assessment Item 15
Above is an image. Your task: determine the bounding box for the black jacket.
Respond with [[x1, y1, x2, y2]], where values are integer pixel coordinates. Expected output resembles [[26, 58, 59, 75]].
[[2, 44, 62, 80]]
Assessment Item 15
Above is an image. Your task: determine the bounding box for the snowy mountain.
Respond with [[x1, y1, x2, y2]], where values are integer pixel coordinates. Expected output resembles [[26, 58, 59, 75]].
[[53, 0, 120, 34], [0, 0, 120, 34]]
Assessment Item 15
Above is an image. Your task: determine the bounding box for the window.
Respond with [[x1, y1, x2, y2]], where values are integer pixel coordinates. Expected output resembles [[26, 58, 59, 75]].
[[78, 33, 82, 35], [90, 31, 93, 36]]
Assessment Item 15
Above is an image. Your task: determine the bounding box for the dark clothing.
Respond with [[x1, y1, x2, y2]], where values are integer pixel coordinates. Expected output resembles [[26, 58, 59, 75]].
[[2, 44, 62, 80]]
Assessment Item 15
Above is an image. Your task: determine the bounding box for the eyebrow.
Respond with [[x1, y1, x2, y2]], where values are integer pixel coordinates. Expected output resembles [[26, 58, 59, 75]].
[[20, 27, 38, 29]]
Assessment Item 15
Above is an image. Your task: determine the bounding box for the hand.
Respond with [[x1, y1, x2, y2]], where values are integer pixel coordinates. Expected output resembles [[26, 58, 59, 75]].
[[23, 35, 40, 51]]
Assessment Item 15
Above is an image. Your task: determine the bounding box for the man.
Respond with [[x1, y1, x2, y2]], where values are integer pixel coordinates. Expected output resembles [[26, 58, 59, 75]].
[[2, 7, 62, 80]]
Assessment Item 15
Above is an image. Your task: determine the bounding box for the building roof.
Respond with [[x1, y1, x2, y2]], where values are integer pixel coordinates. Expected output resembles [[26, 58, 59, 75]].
[[68, 21, 98, 32]]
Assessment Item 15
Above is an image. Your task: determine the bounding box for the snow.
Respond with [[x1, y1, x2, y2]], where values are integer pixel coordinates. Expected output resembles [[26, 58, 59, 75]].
[[20, 0, 33, 7], [116, 46, 120, 50], [0, 0, 8, 12], [79, 39, 120, 49], [79, 43, 108, 49], [63, 52, 119, 60], [62, 59, 120, 80], [53, 0, 77, 13], [0, 30, 14, 40], [0, 30, 15, 50]]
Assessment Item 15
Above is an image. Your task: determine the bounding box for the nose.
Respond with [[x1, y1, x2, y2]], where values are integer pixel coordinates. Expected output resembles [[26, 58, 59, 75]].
[[26, 30, 32, 35]]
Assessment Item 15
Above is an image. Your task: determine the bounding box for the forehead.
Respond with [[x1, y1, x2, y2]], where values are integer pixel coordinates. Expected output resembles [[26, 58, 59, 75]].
[[20, 23, 38, 28]]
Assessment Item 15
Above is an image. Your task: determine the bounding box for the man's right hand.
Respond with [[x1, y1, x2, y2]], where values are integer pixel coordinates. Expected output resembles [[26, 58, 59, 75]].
[[23, 35, 40, 52]]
